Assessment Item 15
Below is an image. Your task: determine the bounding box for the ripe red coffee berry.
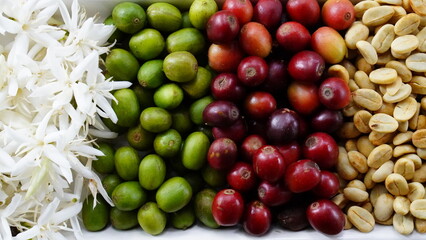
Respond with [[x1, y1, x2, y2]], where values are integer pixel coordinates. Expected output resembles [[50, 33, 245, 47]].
[[276, 21, 311, 53], [206, 10, 240, 44], [302, 132, 339, 170], [253, 145, 286, 183], [212, 189, 245, 226], [227, 162, 258, 192], [243, 201, 272, 236], [284, 159, 321, 193], [318, 77, 351, 110], [321, 0, 355, 30], [306, 199, 345, 235], [237, 56, 269, 87], [208, 138, 238, 170]]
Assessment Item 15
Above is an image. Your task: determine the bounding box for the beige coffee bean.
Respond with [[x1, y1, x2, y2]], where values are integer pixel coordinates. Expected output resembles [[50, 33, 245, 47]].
[[403, 153, 422, 169], [391, 48, 412, 59], [413, 163, 426, 182], [393, 144, 416, 158], [390, 6, 408, 24], [368, 144, 393, 168], [408, 102, 421, 130], [347, 179, 367, 191], [417, 27, 426, 52], [394, 196, 411, 215], [369, 68, 398, 84], [393, 131, 413, 145], [343, 101, 363, 117], [394, 13, 421, 36], [348, 79, 360, 91], [418, 115, 426, 129], [353, 89, 383, 111], [347, 206, 375, 232], [337, 122, 362, 139], [337, 146, 359, 181], [357, 136, 375, 158], [369, 131, 394, 145], [364, 168, 377, 190], [402, 0, 413, 11], [415, 218, 426, 233], [412, 129, 426, 148], [345, 22, 370, 50], [406, 53, 426, 72], [372, 161, 395, 182], [379, 84, 388, 95], [374, 193, 395, 222], [391, 35, 420, 55], [371, 24, 395, 54], [332, 193, 348, 209], [371, 184, 390, 206], [356, 57, 374, 74], [393, 96, 417, 121], [394, 157, 416, 180], [342, 60, 357, 79], [344, 214, 353, 230], [375, 0, 403, 4], [393, 213, 414, 235], [386, 77, 403, 96], [362, 201, 374, 213], [421, 97, 426, 111], [410, 199, 426, 219], [345, 139, 358, 152], [377, 52, 395, 66], [353, 110, 373, 133], [409, 76, 426, 94], [356, 41, 378, 65], [385, 60, 412, 83], [355, 1, 381, 19], [385, 173, 409, 196], [354, 71, 376, 89], [375, 102, 396, 116], [362, 6, 395, 26], [377, 217, 394, 225], [369, 113, 399, 133], [398, 120, 409, 133], [408, 182, 426, 202], [383, 84, 412, 103], [327, 64, 350, 83], [409, 0, 426, 16]]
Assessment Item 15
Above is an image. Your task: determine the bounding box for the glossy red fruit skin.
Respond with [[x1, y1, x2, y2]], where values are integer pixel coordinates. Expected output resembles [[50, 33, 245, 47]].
[[321, 0, 355, 30], [223, 0, 254, 25], [207, 10, 240, 44], [306, 199, 345, 235], [212, 189, 245, 226], [261, 59, 289, 94], [286, 0, 320, 27], [302, 132, 339, 169], [212, 118, 247, 143], [312, 171, 340, 199], [258, 181, 293, 207], [237, 56, 269, 87], [253, 0, 283, 30], [276, 21, 311, 53], [284, 159, 321, 193], [266, 108, 300, 144], [241, 134, 267, 162], [239, 22, 272, 58], [211, 73, 246, 102], [310, 109, 344, 133], [287, 82, 320, 115], [208, 41, 244, 72], [244, 91, 277, 119], [318, 77, 351, 110], [276, 141, 301, 166], [243, 201, 272, 236], [227, 161, 258, 191], [253, 145, 286, 183], [288, 50, 325, 84], [208, 138, 238, 170], [203, 100, 240, 127]]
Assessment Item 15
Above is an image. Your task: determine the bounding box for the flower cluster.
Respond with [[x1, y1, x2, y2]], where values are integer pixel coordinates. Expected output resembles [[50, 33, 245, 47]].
[[0, 0, 130, 239]]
